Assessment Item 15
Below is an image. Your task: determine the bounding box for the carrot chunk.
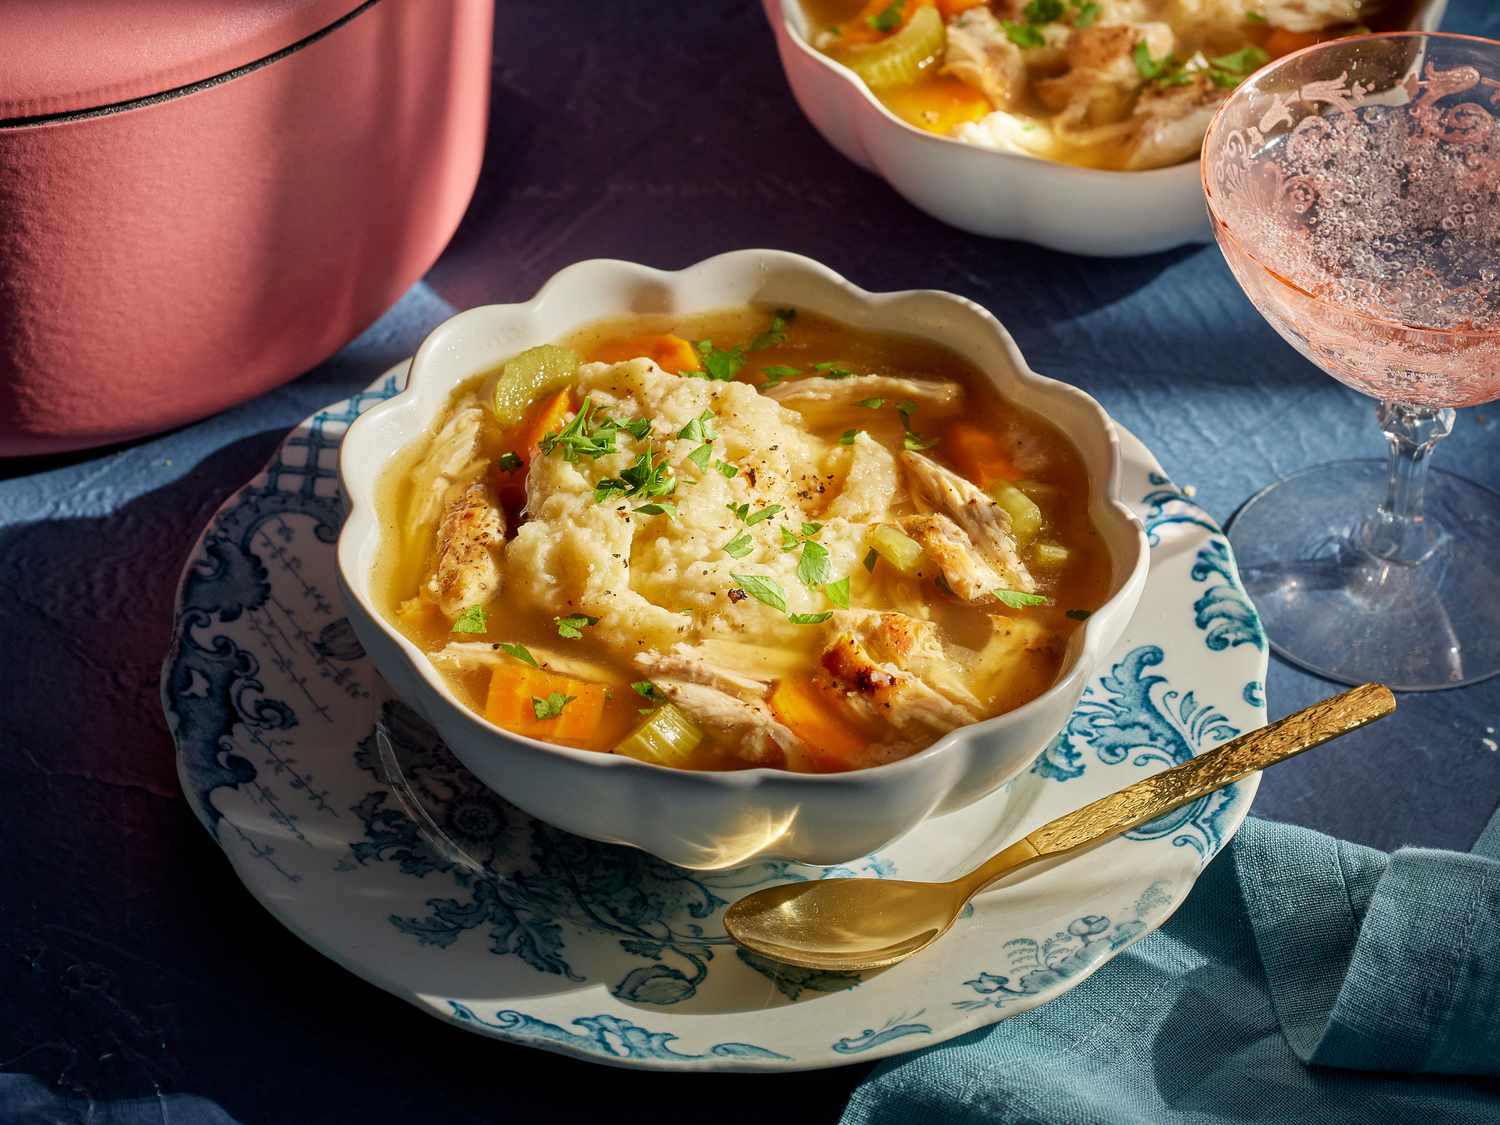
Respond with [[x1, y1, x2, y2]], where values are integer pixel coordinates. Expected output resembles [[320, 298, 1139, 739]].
[[589, 334, 702, 375], [494, 388, 573, 506], [485, 664, 610, 748], [513, 388, 573, 456], [835, 0, 936, 46], [943, 421, 1019, 486], [882, 75, 992, 134], [770, 676, 869, 772], [1265, 28, 1323, 58]]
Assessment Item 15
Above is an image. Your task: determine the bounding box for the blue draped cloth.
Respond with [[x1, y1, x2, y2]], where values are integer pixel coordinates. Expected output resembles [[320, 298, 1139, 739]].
[[843, 811, 1500, 1125]]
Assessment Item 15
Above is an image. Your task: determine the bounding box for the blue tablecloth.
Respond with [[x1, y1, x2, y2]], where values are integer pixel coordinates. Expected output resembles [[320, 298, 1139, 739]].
[[2, 2, 1498, 1122]]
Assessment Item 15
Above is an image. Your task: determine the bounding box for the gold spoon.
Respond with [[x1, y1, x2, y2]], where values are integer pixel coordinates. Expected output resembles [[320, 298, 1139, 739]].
[[724, 683, 1395, 972]]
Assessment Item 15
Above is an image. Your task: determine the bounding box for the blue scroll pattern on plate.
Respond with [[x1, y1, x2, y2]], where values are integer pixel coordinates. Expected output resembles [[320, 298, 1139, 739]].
[[954, 881, 1173, 1012], [348, 700, 885, 1005], [449, 1005, 789, 1062]]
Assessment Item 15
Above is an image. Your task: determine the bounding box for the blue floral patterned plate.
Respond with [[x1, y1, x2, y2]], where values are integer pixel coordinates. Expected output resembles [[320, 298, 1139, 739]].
[[162, 366, 1268, 1072]]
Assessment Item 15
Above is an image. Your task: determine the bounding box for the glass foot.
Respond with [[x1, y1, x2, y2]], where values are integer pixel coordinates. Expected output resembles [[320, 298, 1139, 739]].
[[1228, 460, 1500, 691]]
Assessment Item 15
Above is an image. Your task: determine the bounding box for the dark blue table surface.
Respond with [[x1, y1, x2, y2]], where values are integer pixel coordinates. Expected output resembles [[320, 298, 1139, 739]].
[[4, 3, 1499, 1122]]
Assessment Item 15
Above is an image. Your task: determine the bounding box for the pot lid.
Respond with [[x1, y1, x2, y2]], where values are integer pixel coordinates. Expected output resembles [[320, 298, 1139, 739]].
[[1, 0, 372, 123]]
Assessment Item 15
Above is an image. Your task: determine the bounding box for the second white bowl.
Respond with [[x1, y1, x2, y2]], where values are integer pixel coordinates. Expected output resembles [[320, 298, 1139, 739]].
[[763, 0, 1447, 257]]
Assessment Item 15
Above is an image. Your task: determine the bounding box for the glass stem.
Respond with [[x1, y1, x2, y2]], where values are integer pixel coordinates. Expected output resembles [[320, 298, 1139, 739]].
[[1362, 401, 1454, 564]]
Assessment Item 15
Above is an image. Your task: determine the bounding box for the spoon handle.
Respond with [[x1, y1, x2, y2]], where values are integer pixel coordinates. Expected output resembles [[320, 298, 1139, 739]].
[[1025, 682, 1395, 859]]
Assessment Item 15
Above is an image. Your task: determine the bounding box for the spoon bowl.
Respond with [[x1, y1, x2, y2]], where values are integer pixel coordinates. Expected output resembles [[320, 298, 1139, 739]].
[[724, 878, 965, 971]]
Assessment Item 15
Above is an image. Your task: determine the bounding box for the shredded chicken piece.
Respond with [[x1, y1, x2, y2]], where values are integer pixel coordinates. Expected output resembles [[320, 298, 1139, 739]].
[[402, 404, 488, 548], [824, 431, 901, 523], [634, 645, 771, 699], [954, 110, 1064, 158], [1124, 71, 1227, 171], [832, 608, 985, 713], [900, 513, 1008, 603], [969, 615, 1065, 710], [424, 480, 506, 618], [430, 642, 616, 681], [820, 633, 980, 738], [942, 8, 1027, 109], [901, 451, 1036, 593], [766, 374, 963, 412], [1262, 0, 1370, 32], [653, 679, 798, 766], [1036, 23, 1176, 128]]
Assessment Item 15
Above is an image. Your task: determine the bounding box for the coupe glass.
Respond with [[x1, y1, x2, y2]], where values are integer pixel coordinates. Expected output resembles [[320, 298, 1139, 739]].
[[1203, 32, 1500, 691]]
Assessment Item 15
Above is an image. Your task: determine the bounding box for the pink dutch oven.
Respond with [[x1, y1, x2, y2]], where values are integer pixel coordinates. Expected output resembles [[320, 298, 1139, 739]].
[[0, 0, 494, 455]]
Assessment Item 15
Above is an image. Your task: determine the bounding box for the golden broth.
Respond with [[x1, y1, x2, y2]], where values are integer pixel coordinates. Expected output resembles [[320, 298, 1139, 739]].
[[377, 308, 1111, 772]]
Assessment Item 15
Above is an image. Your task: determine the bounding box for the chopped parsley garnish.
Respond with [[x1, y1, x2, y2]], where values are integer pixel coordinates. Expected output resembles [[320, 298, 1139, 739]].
[[857, 398, 885, 409], [497, 641, 538, 667], [540, 397, 619, 462], [801, 521, 823, 538], [812, 360, 856, 379], [677, 409, 717, 443], [994, 589, 1051, 609], [867, 0, 904, 32], [759, 365, 802, 388], [781, 526, 802, 551], [726, 501, 750, 522], [894, 400, 937, 451], [788, 612, 833, 625], [686, 443, 713, 472], [1207, 47, 1269, 87], [1024, 0, 1064, 21], [1133, 42, 1266, 90], [824, 576, 851, 609], [1002, 21, 1046, 48], [622, 418, 653, 440], [730, 574, 788, 613], [594, 479, 628, 504], [693, 340, 745, 381], [496, 451, 524, 472], [722, 530, 754, 558], [531, 692, 575, 720], [631, 680, 660, 711], [634, 501, 678, 520], [451, 605, 488, 634], [749, 307, 796, 352], [745, 503, 783, 526], [840, 429, 864, 445], [903, 430, 940, 451], [797, 540, 833, 589], [594, 446, 676, 506], [1066, 608, 1094, 621], [863, 548, 879, 572], [1004, 0, 1095, 45], [1245, 9, 1267, 22], [714, 460, 738, 478], [555, 613, 599, 639]]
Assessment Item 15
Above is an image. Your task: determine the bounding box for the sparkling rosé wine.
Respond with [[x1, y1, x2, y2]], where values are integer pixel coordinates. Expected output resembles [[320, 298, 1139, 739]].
[[1208, 57, 1500, 409]]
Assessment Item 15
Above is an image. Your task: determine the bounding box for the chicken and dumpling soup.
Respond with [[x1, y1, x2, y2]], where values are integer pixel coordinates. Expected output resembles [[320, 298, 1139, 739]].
[[804, 0, 1418, 170], [377, 308, 1110, 773]]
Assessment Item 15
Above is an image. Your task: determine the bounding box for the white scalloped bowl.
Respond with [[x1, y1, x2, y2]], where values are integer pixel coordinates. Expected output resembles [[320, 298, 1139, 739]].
[[336, 250, 1148, 868], [763, 0, 1446, 257]]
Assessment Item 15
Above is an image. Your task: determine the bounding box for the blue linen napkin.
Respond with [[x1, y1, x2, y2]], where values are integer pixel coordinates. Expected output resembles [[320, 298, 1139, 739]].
[[843, 809, 1500, 1125]]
